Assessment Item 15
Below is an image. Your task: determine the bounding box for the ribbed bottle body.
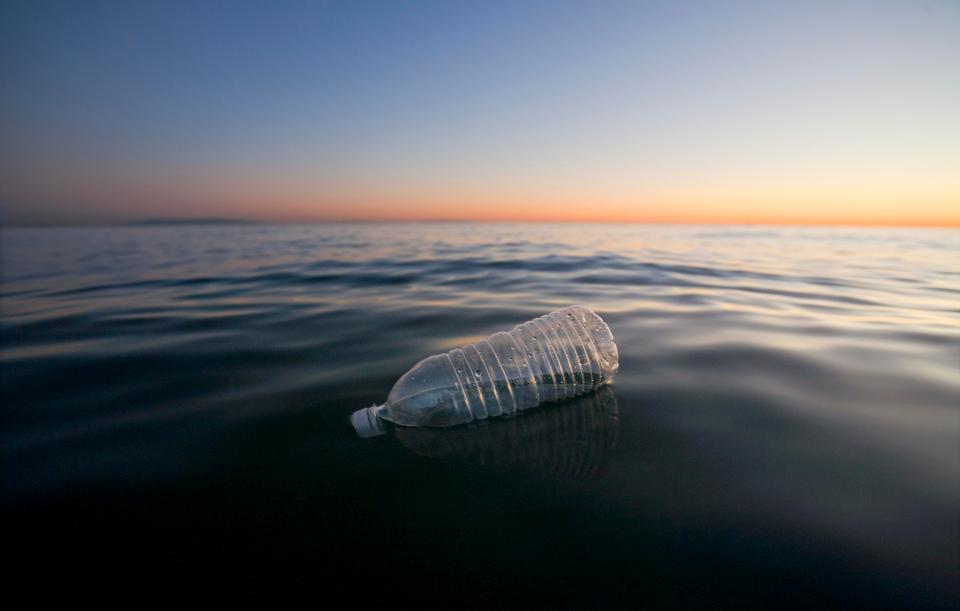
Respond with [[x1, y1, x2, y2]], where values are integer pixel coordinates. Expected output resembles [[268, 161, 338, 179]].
[[381, 305, 618, 427]]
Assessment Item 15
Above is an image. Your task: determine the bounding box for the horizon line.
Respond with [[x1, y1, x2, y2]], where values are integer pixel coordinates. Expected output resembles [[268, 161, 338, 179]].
[[3, 217, 959, 229]]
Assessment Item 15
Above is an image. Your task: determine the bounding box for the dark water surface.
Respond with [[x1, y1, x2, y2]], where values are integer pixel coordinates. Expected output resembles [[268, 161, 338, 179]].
[[2, 223, 958, 607]]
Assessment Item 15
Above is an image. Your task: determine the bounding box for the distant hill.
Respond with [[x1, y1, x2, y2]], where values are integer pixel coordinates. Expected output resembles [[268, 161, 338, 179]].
[[130, 218, 259, 226]]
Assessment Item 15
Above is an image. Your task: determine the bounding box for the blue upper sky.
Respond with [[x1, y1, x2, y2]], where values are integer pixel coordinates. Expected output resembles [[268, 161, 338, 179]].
[[1, 0, 957, 224]]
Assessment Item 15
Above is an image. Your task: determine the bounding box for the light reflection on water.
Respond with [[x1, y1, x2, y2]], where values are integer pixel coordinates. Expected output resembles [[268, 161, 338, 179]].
[[1, 223, 958, 607], [393, 386, 620, 480]]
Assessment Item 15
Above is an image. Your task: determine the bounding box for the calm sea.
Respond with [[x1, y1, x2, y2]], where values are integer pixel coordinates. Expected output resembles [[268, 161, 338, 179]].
[[2, 223, 958, 607]]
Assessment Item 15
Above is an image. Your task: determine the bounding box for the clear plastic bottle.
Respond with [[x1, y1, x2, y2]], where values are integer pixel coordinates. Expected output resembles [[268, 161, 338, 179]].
[[352, 305, 618, 435]]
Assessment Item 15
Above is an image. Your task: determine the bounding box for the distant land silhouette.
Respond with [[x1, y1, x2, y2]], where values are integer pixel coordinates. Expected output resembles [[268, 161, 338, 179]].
[[131, 218, 260, 226], [130, 218, 475, 225]]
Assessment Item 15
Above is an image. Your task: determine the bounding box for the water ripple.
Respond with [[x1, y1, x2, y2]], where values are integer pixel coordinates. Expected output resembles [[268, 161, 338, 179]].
[[1, 223, 958, 607]]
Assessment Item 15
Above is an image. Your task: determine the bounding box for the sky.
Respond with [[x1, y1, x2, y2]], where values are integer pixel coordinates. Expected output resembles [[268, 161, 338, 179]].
[[1, 0, 958, 226]]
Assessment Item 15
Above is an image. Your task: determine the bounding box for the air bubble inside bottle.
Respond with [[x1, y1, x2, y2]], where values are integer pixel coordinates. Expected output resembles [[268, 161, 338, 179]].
[[352, 305, 619, 435]]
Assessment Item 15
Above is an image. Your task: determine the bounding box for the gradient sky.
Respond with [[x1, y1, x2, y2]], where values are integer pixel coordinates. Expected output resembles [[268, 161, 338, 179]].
[[1, 0, 958, 225]]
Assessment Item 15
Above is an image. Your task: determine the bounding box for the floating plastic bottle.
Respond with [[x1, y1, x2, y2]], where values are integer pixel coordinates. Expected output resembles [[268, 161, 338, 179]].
[[352, 305, 618, 435]]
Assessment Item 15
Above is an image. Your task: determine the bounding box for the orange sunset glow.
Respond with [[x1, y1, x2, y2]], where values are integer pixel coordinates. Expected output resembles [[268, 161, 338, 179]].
[[1, 1, 957, 227]]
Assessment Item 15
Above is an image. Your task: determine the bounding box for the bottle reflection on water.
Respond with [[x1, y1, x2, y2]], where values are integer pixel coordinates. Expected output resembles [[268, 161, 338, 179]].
[[353, 386, 620, 481]]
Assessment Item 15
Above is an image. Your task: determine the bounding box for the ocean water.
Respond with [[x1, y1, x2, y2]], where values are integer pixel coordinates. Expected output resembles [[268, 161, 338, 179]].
[[1, 223, 958, 607]]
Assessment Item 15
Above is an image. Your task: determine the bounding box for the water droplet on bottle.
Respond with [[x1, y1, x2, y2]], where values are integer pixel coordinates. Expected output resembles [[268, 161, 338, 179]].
[[474, 369, 481, 378]]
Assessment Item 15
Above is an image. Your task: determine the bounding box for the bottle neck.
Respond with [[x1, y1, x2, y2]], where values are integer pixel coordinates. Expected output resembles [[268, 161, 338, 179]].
[[351, 404, 390, 438]]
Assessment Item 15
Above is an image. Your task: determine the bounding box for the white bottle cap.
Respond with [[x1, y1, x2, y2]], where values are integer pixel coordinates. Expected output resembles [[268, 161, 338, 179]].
[[351, 405, 389, 438]]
